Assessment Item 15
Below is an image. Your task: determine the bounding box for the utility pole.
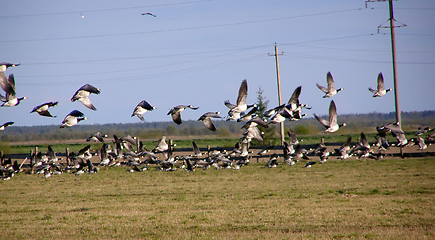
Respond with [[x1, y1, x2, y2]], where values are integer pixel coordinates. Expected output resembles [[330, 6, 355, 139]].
[[269, 43, 285, 145], [367, 0, 406, 127]]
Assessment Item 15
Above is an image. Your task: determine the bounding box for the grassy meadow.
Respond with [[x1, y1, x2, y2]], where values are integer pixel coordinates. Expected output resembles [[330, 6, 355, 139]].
[[1, 157, 434, 239]]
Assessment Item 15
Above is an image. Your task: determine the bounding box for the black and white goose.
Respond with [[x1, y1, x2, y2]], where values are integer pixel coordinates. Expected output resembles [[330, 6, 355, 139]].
[[314, 100, 346, 133], [71, 84, 100, 111], [59, 110, 87, 128], [152, 136, 169, 153], [0, 74, 27, 107], [225, 79, 249, 120], [0, 122, 14, 131], [131, 100, 156, 121], [335, 136, 352, 159], [167, 105, 199, 125], [30, 101, 58, 117], [316, 72, 343, 98], [86, 131, 107, 142], [198, 112, 222, 132], [0, 62, 20, 73], [369, 73, 391, 97]]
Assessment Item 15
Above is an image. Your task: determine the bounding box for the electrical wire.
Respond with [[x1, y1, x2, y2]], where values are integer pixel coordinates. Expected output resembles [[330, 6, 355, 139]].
[[0, 8, 364, 43], [0, 0, 215, 18], [20, 53, 267, 86]]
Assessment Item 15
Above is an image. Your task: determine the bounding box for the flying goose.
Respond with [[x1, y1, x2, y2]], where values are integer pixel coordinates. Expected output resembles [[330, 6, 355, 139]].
[[0, 62, 20, 72], [369, 73, 391, 97], [237, 104, 258, 122], [131, 100, 156, 121], [30, 101, 58, 117], [59, 110, 87, 128], [335, 136, 352, 159], [316, 72, 343, 98], [167, 105, 199, 125], [314, 100, 346, 133], [142, 12, 157, 17], [86, 131, 107, 142], [287, 129, 302, 145], [153, 136, 168, 153], [225, 79, 249, 120], [192, 141, 202, 157], [71, 84, 100, 111], [198, 112, 222, 132], [0, 122, 14, 131], [0, 74, 27, 107]]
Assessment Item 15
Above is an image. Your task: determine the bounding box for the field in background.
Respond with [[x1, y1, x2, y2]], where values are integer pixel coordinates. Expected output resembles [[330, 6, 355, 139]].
[[1, 157, 434, 239]]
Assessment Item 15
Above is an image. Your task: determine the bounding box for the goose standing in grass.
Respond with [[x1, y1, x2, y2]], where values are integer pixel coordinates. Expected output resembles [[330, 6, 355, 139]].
[[0, 74, 27, 107], [369, 73, 391, 97], [30, 101, 58, 117], [131, 100, 156, 121], [314, 100, 346, 133], [316, 72, 343, 98], [167, 105, 199, 125], [225, 79, 249, 120], [59, 110, 87, 128], [198, 112, 221, 132], [266, 153, 278, 168], [71, 84, 100, 110], [0, 122, 14, 131]]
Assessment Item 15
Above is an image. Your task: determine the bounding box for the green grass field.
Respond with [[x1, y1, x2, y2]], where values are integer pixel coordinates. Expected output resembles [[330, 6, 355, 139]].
[[1, 157, 434, 239]]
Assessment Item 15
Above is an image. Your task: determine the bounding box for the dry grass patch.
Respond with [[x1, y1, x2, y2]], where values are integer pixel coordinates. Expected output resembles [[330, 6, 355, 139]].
[[0, 157, 434, 239]]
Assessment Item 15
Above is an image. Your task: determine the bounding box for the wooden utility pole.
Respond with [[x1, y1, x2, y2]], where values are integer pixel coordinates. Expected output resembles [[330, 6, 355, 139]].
[[388, 0, 401, 127], [367, 0, 405, 127], [269, 43, 285, 144]]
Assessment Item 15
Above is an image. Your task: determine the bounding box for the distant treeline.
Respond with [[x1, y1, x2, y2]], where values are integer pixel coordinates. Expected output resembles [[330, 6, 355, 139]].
[[1, 111, 434, 143]]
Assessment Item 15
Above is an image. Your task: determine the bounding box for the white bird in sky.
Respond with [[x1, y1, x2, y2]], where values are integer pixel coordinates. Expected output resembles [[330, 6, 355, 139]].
[[198, 112, 221, 132], [131, 100, 156, 121], [59, 110, 87, 128], [369, 72, 391, 97], [314, 100, 346, 133], [30, 101, 58, 117], [316, 72, 343, 98], [167, 104, 199, 125], [71, 84, 101, 111], [0, 74, 27, 107]]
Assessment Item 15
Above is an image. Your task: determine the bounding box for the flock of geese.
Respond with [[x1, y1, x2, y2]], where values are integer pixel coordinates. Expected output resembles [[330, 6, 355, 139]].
[[0, 62, 433, 180]]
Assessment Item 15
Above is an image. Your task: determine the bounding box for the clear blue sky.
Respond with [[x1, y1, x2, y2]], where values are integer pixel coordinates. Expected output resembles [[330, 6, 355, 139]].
[[1, 0, 434, 127]]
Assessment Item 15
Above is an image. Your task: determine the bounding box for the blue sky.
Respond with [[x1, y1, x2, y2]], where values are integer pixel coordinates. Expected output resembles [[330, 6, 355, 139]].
[[1, 0, 434, 127]]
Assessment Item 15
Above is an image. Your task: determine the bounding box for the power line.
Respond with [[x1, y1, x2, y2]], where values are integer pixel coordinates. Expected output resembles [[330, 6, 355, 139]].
[[0, 8, 364, 43], [19, 53, 266, 86], [22, 45, 269, 66], [0, 0, 215, 18], [284, 51, 435, 65]]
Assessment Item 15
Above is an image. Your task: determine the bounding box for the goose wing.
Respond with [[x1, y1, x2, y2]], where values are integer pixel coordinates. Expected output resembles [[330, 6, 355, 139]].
[[0, 74, 16, 96], [78, 96, 97, 111], [377, 73, 385, 91], [201, 117, 216, 131], [316, 83, 328, 93], [287, 86, 301, 104], [236, 79, 248, 106], [138, 100, 155, 110], [314, 114, 330, 129], [79, 84, 101, 94], [326, 72, 335, 91], [328, 100, 338, 127]]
